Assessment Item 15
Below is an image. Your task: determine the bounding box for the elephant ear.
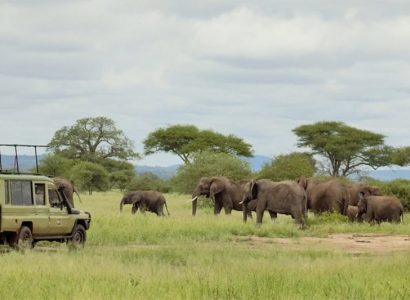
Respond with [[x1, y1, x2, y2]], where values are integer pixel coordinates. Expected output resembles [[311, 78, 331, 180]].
[[250, 180, 258, 199], [298, 176, 307, 190], [210, 178, 225, 195]]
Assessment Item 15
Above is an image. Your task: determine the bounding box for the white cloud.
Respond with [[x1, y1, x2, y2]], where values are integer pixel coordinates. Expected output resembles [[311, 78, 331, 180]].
[[0, 1, 410, 166]]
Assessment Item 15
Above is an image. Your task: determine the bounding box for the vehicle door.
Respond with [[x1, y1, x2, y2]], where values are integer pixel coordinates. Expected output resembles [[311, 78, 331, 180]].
[[48, 187, 73, 235], [32, 181, 50, 235]]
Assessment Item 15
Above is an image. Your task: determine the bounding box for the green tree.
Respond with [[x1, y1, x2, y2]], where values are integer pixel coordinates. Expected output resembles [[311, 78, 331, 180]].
[[143, 125, 253, 164], [258, 152, 316, 181], [48, 116, 138, 161], [100, 158, 136, 190], [70, 162, 109, 194], [391, 146, 410, 166], [293, 121, 392, 176], [36, 154, 75, 177], [172, 151, 252, 194]]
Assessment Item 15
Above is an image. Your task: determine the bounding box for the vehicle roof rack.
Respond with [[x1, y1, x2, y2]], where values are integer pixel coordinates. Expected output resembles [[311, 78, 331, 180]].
[[0, 144, 48, 175]]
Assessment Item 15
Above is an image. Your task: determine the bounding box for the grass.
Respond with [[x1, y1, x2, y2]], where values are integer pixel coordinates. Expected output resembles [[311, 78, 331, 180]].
[[0, 191, 410, 299]]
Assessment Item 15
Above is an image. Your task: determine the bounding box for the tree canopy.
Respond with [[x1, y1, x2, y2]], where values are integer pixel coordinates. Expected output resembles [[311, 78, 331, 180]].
[[391, 146, 410, 166], [258, 152, 316, 181], [293, 121, 392, 176], [48, 116, 138, 161], [143, 125, 253, 164]]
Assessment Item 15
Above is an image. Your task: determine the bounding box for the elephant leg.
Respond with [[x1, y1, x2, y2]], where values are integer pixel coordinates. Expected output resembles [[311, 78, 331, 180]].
[[268, 211, 277, 220], [224, 206, 232, 215], [131, 204, 138, 214], [256, 205, 264, 224], [214, 202, 223, 215]]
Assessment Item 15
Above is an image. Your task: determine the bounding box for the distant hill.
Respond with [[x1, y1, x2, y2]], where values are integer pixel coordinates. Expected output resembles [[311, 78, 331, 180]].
[[247, 155, 271, 171], [135, 165, 180, 179], [364, 169, 410, 181]]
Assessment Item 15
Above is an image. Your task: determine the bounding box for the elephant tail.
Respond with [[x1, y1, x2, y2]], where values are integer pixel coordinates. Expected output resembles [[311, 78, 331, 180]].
[[164, 200, 170, 216]]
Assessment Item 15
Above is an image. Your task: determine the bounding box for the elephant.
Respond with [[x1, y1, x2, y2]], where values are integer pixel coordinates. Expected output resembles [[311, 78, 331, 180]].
[[346, 205, 362, 222], [241, 179, 307, 227], [347, 183, 382, 206], [52, 177, 81, 207], [357, 193, 403, 223], [190, 177, 266, 218], [298, 177, 349, 215], [119, 190, 170, 216]]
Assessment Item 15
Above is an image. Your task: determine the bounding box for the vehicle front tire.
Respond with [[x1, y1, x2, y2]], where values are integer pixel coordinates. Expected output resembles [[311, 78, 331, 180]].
[[68, 224, 86, 248]]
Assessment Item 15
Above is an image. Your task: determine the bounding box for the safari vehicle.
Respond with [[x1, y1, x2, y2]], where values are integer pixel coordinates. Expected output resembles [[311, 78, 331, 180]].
[[0, 144, 91, 249]]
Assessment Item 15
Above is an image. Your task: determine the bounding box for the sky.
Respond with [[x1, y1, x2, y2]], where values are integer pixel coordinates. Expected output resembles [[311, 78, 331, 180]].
[[1, 1, 410, 166]]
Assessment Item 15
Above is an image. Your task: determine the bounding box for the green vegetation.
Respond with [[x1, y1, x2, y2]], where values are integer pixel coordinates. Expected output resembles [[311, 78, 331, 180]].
[[48, 116, 138, 161], [258, 152, 316, 181], [2, 191, 410, 299], [293, 121, 392, 176], [143, 124, 253, 164]]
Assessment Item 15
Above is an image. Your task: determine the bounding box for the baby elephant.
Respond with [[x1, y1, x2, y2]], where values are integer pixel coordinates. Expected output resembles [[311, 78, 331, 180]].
[[119, 190, 170, 216], [357, 193, 403, 224], [346, 205, 362, 222]]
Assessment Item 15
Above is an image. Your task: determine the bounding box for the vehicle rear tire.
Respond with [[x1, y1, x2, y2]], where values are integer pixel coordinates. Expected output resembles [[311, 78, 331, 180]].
[[68, 224, 86, 248], [14, 226, 34, 250]]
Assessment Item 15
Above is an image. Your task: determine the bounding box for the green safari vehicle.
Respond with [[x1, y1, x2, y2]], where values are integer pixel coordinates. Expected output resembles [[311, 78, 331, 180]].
[[0, 144, 91, 249]]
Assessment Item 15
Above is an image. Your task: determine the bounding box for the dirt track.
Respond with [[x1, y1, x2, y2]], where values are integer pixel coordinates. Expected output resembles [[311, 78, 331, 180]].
[[240, 234, 410, 254]]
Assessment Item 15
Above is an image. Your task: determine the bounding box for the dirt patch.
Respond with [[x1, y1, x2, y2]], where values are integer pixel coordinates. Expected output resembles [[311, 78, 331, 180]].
[[239, 234, 410, 254]]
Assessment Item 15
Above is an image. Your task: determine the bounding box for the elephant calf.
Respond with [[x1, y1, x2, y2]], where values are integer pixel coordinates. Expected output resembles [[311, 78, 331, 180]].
[[357, 194, 403, 224], [119, 190, 170, 216], [346, 205, 362, 222]]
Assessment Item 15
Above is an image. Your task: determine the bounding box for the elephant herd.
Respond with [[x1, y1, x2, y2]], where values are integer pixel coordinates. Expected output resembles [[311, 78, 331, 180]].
[[115, 175, 405, 227], [190, 176, 404, 227]]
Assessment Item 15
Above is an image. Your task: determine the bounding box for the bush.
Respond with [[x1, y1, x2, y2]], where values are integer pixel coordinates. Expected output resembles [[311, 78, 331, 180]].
[[126, 173, 171, 193], [171, 151, 252, 194], [258, 152, 316, 181], [70, 161, 110, 194]]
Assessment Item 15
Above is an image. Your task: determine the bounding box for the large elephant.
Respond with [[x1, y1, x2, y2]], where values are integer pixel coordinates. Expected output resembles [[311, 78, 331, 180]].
[[357, 194, 403, 223], [242, 179, 307, 227], [347, 183, 382, 206], [52, 177, 81, 207], [298, 177, 349, 215], [191, 177, 261, 217], [119, 190, 170, 216]]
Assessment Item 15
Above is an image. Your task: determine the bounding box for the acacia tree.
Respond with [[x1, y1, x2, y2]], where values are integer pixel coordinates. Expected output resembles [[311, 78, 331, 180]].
[[143, 125, 253, 164], [293, 121, 392, 176], [48, 116, 138, 161]]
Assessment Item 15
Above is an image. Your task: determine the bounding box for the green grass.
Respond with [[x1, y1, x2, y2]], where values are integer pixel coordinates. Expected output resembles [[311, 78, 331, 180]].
[[0, 191, 410, 299]]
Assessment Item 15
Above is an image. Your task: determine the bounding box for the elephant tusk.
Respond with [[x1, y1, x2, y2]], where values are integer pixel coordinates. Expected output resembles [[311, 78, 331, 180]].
[[188, 196, 198, 203], [239, 201, 244, 205]]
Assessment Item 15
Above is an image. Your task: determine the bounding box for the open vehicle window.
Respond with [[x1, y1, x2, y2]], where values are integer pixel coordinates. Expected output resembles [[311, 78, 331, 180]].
[[48, 188, 61, 208], [34, 183, 46, 206], [10, 180, 33, 206]]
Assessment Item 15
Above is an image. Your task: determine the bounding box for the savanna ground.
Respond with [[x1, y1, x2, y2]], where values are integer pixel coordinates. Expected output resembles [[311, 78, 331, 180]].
[[1, 192, 410, 299]]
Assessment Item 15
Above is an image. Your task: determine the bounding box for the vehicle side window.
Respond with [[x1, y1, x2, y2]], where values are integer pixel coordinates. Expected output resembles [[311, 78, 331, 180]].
[[10, 180, 33, 206], [48, 189, 61, 208], [34, 183, 46, 206]]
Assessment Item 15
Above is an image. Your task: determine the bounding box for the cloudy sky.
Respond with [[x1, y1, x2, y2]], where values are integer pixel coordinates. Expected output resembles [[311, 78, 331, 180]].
[[1, 1, 410, 166]]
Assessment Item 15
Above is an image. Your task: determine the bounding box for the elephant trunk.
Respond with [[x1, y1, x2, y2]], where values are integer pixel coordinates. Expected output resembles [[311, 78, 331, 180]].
[[120, 198, 125, 212], [242, 201, 248, 223]]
